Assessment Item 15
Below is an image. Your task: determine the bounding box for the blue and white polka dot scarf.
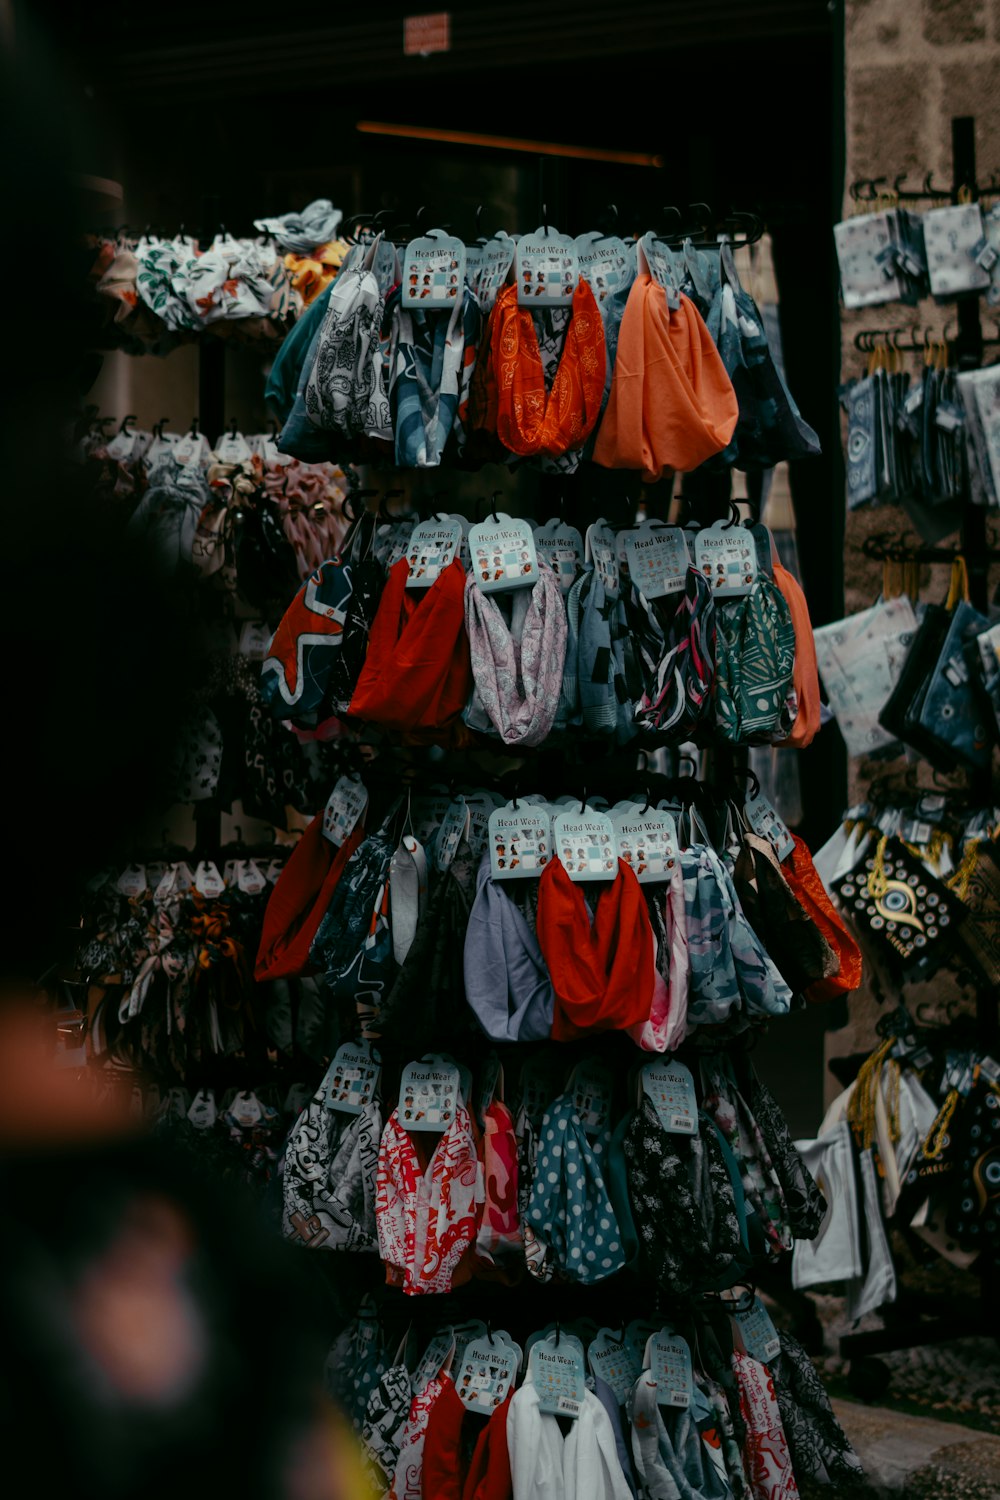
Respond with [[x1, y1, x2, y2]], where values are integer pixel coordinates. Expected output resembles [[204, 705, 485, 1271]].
[[525, 1093, 626, 1284]]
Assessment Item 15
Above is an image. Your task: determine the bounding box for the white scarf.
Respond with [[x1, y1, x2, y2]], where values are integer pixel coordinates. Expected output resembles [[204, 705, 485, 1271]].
[[508, 1381, 632, 1500], [464, 562, 568, 747]]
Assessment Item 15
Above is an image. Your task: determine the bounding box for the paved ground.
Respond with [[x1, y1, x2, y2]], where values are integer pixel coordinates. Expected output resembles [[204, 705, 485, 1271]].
[[833, 1399, 1000, 1497]]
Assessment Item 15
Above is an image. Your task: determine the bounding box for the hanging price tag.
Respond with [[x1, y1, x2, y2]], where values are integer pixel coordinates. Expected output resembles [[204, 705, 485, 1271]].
[[215, 431, 253, 464], [402, 229, 467, 308], [456, 1335, 520, 1413], [553, 808, 618, 882], [469, 513, 539, 592], [529, 1333, 587, 1417], [474, 232, 516, 311], [187, 1089, 217, 1129], [405, 516, 463, 587], [649, 1330, 693, 1409], [575, 232, 635, 305], [533, 518, 584, 594], [488, 803, 552, 880], [325, 1040, 381, 1114], [570, 1059, 615, 1136], [194, 860, 225, 898], [625, 1319, 660, 1372], [228, 1090, 264, 1127], [586, 519, 619, 599], [323, 775, 369, 846], [611, 806, 678, 884], [730, 1296, 782, 1364], [638, 234, 682, 308], [413, 1330, 457, 1394], [434, 797, 470, 872], [237, 859, 268, 895], [641, 1060, 698, 1135], [588, 1330, 641, 1406], [398, 1054, 461, 1131], [745, 792, 796, 863], [464, 794, 494, 864], [624, 522, 691, 599], [515, 228, 579, 307], [117, 864, 148, 898], [375, 519, 416, 573], [694, 520, 758, 597]]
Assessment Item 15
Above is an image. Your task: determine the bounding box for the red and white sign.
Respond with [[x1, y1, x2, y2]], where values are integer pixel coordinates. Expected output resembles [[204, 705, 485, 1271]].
[[404, 12, 451, 55]]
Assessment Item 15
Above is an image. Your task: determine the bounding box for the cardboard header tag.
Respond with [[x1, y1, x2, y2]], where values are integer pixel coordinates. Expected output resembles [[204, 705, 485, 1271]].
[[434, 796, 469, 872], [586, 519, 619, 599], [638, 234, 682, 308], [589, 1329, 641, 1406], [554, 808, 618, 882], [323, 775, 368, 846], [473, 232, 516, 310], [575, 232, 635, 305], [405, 516, 463, 587], [730, 1296, 782, 1364], [694, 521, 758, 597], [455, 1335, 520, 1413], [745, 792, 796, 863], [611, 806, 678, 884], [641, 1060, 698, 1135], [570, 1059, 614, 1136], [533, 518, 584, 594], [398, 1054, 461, 1131], [488, 803, 552, 880], [326, 1040, 381, 1114], [515, 227, 579, 306], [529, 1333, 586, 1418], [649, 1330, 693, 1408], [402, 230, 466, 308], [625, 522, 690, 599], [469, 513, 539, 592]]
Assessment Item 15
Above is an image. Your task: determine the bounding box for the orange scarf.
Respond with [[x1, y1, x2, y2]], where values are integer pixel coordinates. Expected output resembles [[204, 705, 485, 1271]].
[[781, 833, 863, 1001], [592, 275, 738, 480], [772, 560, 821, 749], [490, 279, 606, 457]]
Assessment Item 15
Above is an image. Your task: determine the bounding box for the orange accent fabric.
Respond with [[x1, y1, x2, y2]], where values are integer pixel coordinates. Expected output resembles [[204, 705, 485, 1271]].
[[255, 815, 365, 980], [491, 278, 606, 457], [781, 833, 863, 1001], [772, 560, 821, 749], [592, 277, 738, 481], [348, 556, 473, 734], [537, 858, 655, 1041]]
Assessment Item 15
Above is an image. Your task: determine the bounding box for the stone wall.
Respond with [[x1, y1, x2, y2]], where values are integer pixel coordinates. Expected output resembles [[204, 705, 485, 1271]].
[[826, 3, 1000, 1091]]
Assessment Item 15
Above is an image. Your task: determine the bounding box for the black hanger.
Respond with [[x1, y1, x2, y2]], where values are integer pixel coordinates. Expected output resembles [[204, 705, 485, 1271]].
[[118, 413, 137, 435], [153, 415, 170, 439]]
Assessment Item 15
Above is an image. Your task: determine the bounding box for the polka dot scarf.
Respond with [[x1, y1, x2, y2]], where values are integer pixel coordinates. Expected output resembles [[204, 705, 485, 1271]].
[[525, 1093, 626, 1284]]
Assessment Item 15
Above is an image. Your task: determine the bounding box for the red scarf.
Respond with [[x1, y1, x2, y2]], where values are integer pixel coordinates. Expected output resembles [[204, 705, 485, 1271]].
[[781, 834, 863, 1001], [536, 858, 655, 1040], [348, 556, 473, 735], [254, 814, 364, 980], [491, 279, 606, 457], [422, 1380, 513, 1500]]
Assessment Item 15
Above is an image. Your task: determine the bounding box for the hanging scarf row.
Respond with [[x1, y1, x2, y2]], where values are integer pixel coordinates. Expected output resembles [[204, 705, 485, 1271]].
[[281, 1043, 826, 1286], [269, 227, 819, 476], [324, 1289, 864, 1500], [254, 772, 861, 1052], [260, 510, 821, 751]]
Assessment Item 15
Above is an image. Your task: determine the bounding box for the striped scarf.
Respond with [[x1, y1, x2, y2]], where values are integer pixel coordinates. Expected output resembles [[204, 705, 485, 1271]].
[[633, 566, 716, 739]]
